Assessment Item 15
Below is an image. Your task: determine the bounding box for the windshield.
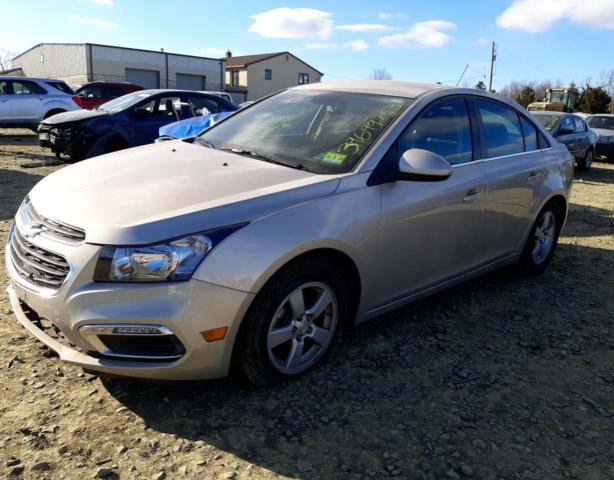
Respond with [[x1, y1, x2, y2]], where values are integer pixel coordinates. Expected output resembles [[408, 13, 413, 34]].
[[98, 91, 154, 112], [534, 114, 559, 131], [587, 115, 614, 130], [199, 90, 411, 174], [548, 91, 565, 103]]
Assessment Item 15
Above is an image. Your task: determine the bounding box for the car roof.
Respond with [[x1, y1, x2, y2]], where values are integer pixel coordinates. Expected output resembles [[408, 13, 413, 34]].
[[587, 113, 614, 117], [531, 111, 568, 117], [292, 80, 448, 98], [134, 89, 225, 96], [0, 76, 67, 82], [80, 81, 140, 87]]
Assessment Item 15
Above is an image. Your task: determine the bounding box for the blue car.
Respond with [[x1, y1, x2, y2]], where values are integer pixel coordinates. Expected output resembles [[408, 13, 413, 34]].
[[158, 111, 235, 140], [38, 89, 238, 161]]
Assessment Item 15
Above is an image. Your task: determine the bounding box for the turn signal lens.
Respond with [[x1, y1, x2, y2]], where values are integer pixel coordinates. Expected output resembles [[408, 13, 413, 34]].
[[201, 327, 228, 342]]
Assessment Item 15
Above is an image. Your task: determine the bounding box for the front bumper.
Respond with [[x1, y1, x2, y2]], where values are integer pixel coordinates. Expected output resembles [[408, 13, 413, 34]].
[[38, 123, 90, 159], [5, 226, 255, 380]]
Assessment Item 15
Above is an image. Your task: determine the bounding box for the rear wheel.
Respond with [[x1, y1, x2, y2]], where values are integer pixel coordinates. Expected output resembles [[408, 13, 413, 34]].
[[237, 259, 347, 386], [577, 149, 593, 171], [518, 203, 563, 274]]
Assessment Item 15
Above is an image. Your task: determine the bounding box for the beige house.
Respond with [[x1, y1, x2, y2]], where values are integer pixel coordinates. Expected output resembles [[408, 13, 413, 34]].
[[224, 51, 323, 103]]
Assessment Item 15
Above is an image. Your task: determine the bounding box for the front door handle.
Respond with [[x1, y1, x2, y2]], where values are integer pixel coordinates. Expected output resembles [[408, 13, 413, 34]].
[[463, 189, 483, 202]]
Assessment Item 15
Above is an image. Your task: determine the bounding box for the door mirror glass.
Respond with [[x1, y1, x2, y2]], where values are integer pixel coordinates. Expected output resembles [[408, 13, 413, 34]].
[[398, 149, 452, 181]]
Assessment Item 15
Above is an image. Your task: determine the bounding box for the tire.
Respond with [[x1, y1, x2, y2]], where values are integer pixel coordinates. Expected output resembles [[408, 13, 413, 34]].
[[518, 202, 563, 274], [236, 258, 349, 386], [577, 149, 594, 171], [104, 136, 127, 154]]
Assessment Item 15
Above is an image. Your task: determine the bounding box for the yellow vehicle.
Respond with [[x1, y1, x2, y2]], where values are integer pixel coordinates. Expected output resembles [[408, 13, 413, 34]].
[[528, 87, 578, 113]]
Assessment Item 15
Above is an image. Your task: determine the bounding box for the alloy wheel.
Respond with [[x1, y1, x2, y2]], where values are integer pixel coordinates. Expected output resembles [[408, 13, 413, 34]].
[[266, 282, 338, 375], [532, 211, 557, 265]]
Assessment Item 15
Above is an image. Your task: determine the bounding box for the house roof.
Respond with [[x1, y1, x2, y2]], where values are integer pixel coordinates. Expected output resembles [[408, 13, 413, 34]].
[[224, 51, 323, 75]]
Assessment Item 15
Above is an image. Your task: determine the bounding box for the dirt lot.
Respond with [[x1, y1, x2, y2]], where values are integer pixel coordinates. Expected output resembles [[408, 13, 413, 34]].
[[1, 129, 613, 480]]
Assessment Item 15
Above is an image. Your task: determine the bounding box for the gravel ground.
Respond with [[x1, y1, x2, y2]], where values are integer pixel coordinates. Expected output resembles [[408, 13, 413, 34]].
[[1, 129, 613, 480]]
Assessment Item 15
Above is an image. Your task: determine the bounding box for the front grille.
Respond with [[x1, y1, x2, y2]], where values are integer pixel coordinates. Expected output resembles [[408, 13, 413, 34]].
[[8, 227, 70, 289], [25, 198, 85, 242]]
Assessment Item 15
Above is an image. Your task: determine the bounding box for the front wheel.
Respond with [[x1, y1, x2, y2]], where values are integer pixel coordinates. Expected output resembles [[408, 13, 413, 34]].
[[518, 204, 562, 274], [577, 149, 593, 171], [236, 259, 347, 386]]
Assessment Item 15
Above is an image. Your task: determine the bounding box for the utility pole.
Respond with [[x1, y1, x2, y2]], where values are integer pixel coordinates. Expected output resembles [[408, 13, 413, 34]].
[[488, 41, 497, 92]]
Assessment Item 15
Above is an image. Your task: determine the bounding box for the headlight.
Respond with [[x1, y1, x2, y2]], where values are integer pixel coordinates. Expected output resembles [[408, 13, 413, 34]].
[[598, 135, 614, 143], [94, 224, 246, 282]]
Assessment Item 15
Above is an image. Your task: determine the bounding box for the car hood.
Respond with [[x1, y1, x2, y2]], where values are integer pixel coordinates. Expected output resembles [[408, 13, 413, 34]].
[[28, 141, 340, 245], [591, 128, 614, 137], [42, 108, 109, 125]]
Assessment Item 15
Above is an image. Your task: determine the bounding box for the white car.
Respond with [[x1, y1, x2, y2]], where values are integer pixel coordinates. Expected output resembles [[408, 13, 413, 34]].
[[201, 91, 234, 104], [0, 77, 80, 130]]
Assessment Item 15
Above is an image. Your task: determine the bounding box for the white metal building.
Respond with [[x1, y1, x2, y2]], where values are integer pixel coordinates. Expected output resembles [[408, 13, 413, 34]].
[[10, 43, 226, 91]]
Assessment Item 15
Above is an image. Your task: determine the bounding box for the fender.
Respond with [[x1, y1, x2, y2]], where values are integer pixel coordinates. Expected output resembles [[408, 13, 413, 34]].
[[86, 131, 129, 158]]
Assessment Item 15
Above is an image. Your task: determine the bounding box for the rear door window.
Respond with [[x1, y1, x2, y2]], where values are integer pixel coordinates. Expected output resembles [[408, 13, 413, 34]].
[[474, 99, 524, 158], [396, 97, 473, 165], [12, 80, 46, 95], [519, 116, 538, 152], [187, 95, 223, 115]]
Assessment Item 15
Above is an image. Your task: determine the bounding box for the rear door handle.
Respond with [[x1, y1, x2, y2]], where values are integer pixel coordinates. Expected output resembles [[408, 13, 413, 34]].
[[463, 189, 483, 202]]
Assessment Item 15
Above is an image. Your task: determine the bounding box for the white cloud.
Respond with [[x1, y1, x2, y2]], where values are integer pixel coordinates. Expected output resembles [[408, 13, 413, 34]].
[[378, 12, 405, 20], [475, 37, 488, 45], [337, 23, 393, 32], [249, 8, 333, 39], [378, 20, 456, 48], [306, 40, 369, 52], [497, 0, 614, 32], [91, 0, 114, 5], [345, 40, 369, 51], [71, 15, 118, 28]]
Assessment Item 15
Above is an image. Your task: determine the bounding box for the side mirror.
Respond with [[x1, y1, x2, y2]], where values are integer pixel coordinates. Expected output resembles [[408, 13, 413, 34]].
[[133, 107, 150, 117], [396, 149, 452, 181], [558, 127, 573, 136]]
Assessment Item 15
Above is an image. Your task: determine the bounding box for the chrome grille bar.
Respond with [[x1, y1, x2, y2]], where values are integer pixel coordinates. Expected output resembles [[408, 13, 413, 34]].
[[25, 198, 85, 242], [8, 228, 69, 289]]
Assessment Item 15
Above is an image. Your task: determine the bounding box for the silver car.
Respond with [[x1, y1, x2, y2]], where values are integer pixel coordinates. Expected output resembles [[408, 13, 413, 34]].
[[0, 76, 80, 130], [5, 81, 574, 385]]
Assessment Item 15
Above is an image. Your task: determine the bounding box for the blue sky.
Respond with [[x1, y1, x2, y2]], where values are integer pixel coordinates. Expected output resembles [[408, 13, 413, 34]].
[[2, 0, 614, 89]]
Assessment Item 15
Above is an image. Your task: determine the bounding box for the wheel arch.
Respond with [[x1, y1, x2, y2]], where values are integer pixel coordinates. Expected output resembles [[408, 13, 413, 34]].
[[43, 108, 66, 119], [540, 192, 568, 225]]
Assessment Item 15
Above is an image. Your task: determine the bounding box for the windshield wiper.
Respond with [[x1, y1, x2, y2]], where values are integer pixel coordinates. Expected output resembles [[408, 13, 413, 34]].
[[193, 137, 215, 149], [219, 148, 305, 171]]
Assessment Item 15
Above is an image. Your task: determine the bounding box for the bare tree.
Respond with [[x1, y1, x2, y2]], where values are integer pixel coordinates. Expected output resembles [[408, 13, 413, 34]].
[[0, 49, 15, 71], [369, 68, 392, 80], [598, 69, 614, 112]]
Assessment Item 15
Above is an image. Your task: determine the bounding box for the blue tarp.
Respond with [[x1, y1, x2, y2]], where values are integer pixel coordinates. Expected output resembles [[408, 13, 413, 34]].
[[158, 111, 234, 139]]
